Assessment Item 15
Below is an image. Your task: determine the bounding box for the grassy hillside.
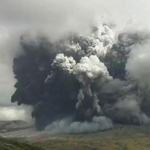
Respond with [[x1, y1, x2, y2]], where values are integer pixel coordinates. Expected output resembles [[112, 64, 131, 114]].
[[1, 134, 150, 150], [34, 134, 150, 150], [0, 137, 44, 150], [1, 125, 150, 150], [33, 125, 150, 150]]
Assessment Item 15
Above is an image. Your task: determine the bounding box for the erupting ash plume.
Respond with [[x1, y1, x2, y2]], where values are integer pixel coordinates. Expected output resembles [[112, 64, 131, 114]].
[[1, 0, 150, 133], [11, 24, 150, 131]]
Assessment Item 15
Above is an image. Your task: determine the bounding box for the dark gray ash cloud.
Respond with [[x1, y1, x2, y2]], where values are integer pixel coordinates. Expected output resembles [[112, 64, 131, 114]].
[[0, 0, 150, 133]]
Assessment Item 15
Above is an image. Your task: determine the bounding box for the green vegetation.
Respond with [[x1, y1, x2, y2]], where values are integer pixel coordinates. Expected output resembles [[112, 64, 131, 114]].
[[1, 126, 150, 150], [1, 135, 150, 150], [0, 137, 44, 150], [35, 134, 150, 150]]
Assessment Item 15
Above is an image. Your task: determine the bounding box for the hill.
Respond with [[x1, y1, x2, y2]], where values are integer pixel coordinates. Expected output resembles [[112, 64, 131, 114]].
[[1, 124, 150, 150], [0, 137, 44, 150], [0, 120, 32, 133]]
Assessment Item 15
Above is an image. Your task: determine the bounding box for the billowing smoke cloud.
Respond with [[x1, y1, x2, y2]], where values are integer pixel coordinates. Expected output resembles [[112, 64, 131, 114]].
[[1, 0, 150, 133], [73, 55, 112, 120], [11, 24, 150, 132], [126, 43, 150, 90], [45, 116, 113, 134]]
